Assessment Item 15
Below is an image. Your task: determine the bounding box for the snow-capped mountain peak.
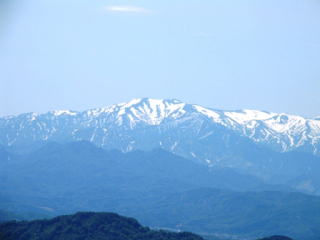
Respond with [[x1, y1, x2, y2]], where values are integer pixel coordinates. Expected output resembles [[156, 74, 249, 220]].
[[0, 98, 319, 156], [86, 98, 187, 126], [51, 110, 78, 116]]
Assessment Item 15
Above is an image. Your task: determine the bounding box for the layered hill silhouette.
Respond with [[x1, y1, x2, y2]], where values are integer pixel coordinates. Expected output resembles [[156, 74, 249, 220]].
[[1, 141, 319, 239]]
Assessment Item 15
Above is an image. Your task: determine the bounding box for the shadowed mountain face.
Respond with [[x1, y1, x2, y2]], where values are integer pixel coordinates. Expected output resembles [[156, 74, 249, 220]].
[[0, 212, 204, 240], [2, 136, 320, 196], [130, 188, 320, 240], [1, 141, 320, 240], [0, 141, 274, 214]]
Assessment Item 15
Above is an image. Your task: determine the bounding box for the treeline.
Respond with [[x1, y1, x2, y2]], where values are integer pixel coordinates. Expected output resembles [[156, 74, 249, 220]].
[[0, 212, 203, 240], [0, 211, 294, 240]]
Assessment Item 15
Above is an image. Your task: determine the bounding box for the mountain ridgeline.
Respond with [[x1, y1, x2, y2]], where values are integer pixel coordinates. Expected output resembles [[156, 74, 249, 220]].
[[1, 99, 320, 240], [1, 98, 320, 157], [0, 212, 293, 240], [1, 98, 320, 194], [0, 212, 204, 240]]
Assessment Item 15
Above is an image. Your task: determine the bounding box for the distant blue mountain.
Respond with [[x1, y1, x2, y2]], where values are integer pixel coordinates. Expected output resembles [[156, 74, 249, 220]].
[[1, 98, 320, 194], [0, 142, 318, 240]]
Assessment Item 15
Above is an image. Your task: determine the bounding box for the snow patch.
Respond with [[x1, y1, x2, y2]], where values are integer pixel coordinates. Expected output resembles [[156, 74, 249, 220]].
[[194, 105, 221, 122], [52, 110, 77, 116]]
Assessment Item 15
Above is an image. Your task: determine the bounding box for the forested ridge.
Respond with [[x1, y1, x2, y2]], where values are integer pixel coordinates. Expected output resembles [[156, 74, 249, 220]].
[[0, 212, 203, 240]]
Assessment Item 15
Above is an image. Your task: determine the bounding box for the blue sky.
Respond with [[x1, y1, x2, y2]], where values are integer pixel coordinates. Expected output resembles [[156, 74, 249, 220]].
[[1, 0, 320, 117]]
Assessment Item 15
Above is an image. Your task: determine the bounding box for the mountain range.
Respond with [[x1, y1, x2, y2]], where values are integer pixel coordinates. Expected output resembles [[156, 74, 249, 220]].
[[1, 141, 319, 240], [1, 98, 320, 239], [1, 98, 320, 157], [1, 98, 320, 194]]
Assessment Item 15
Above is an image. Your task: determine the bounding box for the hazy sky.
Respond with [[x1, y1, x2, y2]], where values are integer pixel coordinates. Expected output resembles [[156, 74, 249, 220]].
[[1, 0, 320, 117]]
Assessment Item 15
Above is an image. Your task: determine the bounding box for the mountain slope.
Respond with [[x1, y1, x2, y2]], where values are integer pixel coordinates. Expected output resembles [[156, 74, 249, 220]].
[[1, 142, 319, 240], [1, 99, 320, 194], [0, 141, 274, 216], [1, 98, 319, 160], [0, 212, 204, 240], [131, 188, 320, 240]]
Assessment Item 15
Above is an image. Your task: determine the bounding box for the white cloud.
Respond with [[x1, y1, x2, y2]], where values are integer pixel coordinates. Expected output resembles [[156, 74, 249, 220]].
[[104, 5, 152, 14]]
